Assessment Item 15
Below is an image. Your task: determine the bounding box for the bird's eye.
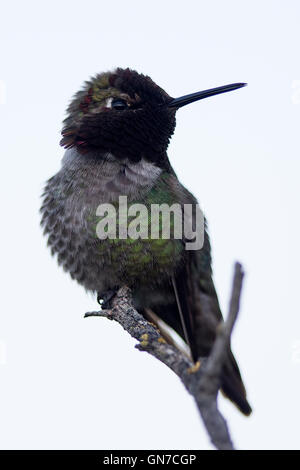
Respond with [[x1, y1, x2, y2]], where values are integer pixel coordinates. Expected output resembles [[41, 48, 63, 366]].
[[111, 98, 128, 110]]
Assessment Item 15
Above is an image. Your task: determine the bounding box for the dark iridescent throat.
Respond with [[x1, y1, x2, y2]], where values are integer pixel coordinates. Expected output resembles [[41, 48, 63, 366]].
[[60, 68, 176, 168]]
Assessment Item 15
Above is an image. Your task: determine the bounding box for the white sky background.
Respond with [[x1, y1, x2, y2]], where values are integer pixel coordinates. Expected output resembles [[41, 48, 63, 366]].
[[0, 0, 299, 450]]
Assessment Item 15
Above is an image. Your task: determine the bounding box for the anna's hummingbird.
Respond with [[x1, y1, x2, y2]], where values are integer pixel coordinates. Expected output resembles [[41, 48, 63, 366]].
[[41, 68, 251, 415]]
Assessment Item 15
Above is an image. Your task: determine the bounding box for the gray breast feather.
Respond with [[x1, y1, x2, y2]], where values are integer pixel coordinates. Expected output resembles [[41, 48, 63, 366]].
[[40, 149, 163, 292]]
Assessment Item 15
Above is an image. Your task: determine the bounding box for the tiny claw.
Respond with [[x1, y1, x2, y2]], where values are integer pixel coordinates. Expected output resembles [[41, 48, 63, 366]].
[[97, 288, 118, 309]]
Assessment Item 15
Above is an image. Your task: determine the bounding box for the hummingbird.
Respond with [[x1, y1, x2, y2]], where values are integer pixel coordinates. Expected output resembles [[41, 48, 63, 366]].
[[40, 68, 251, 415]]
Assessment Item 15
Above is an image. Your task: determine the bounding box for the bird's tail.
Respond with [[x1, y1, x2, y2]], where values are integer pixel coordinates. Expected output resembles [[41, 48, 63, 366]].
[[221, 350, 252, 416]]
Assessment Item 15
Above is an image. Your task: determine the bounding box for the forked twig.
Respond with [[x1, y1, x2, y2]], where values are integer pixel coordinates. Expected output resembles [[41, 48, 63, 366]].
[[85, 262, 245, 450]]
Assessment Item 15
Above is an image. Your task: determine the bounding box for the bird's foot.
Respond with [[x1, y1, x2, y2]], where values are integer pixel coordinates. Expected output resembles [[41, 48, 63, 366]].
[[97, 288, 118, 310]]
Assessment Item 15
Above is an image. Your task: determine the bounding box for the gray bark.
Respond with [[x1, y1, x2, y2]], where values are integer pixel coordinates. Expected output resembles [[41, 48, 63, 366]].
[[85, 262, 245, 450]]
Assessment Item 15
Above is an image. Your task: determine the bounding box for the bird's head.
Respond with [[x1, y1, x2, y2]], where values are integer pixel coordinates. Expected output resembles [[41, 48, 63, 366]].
[[61, 68, 246, 166]]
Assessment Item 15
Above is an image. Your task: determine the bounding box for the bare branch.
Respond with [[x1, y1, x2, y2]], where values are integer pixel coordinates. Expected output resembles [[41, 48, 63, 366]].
[[84, 262, 245, 450]]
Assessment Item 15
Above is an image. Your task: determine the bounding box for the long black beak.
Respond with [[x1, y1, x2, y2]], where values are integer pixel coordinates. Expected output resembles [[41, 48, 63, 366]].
[[168, 83, 247, 108]]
